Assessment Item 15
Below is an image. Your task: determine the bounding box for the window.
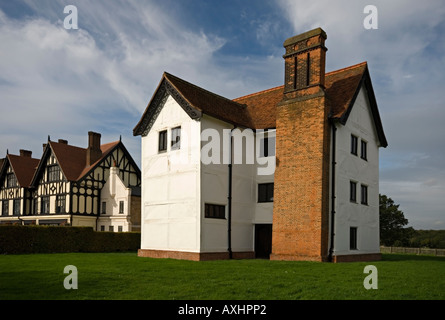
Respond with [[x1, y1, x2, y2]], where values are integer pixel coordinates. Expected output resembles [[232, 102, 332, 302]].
[[101, 201, 106, 214], [41, 196, 50, 214], [259, 134, 276, 157], [205, 203, 226, 219], [118, 226, 123, 232], [7, 173, 17, 188], [171, 126, 181, 150], [2, 201, 9, 216], [350, 227, 358, 250], [100, 225, 105, 231], [258, 183, 274, 203], [350, 181, 357, 203], [351, 135, 358, 156], [158, 130, 167, 152], [119, 201, 124, 214], [361, 184, 368, 205], [47, 165, 60, 182], [13, 199, 20, 216], [361, 140, 367, 160], [56, 195, 66, 213], [109, 226, 114, 232], [33, 198, 38, 214]]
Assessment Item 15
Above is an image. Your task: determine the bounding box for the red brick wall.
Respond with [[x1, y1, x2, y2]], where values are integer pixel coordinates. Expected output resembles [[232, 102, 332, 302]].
[[271, 28, 331, 262]]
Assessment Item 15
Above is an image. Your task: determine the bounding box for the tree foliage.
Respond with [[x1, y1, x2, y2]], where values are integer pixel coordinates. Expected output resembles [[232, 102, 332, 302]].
[[379, 194, 411, 246]]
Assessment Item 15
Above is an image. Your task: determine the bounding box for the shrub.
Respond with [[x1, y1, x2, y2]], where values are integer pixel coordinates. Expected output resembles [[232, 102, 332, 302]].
[[0, 225, 140, 254]]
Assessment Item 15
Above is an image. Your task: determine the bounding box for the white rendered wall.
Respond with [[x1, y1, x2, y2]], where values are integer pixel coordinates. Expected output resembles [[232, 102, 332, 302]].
[[333, 84, 380, 256], [99, 167, 132, 232], [140, 95, 201, 252], [200, 116, 274, 254]]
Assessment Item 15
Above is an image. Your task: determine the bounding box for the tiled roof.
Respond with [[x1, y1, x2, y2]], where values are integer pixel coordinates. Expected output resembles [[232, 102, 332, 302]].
[[325, 62, 368, 119], [6, 154, 40, 188], [234, 62, 368, 129], [233, 85, 283, 129], [164, 73, 254, 128], [49, 141, 87, 181], [75, 141, 120, 180], [31, 140, 121, 185], [135, 62, 386, 146]]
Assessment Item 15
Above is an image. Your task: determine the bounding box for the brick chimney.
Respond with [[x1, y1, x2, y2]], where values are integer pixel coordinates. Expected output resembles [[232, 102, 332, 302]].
[[20, 149, 32, 158], [86, 131, 102, 166], [58, 139, 68, 145], [271, 28, 331, 262]]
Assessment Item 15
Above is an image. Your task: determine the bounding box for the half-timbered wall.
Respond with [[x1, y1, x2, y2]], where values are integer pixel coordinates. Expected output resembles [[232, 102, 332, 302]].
[[0, 164, 25, 217], [71, 145, 140, 216], [34, 154, 70, 215]]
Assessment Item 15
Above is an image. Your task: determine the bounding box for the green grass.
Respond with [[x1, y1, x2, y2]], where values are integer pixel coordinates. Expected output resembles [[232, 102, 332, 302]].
[[0, 252, 444, 300]]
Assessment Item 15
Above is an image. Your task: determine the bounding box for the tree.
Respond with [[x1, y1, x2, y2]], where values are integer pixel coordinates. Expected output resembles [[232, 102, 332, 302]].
[[379, 194, 411, 246]]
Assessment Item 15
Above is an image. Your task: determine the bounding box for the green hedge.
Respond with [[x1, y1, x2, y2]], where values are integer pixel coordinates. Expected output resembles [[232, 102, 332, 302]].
[[0, 225, 140, 254]]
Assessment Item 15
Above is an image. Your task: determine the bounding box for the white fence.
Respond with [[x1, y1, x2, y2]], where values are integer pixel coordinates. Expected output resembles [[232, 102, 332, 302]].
[[380, 246, 445, 256]]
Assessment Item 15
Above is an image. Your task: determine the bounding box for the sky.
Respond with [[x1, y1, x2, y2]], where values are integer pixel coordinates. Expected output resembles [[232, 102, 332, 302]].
[[0, 0, 444, 230]]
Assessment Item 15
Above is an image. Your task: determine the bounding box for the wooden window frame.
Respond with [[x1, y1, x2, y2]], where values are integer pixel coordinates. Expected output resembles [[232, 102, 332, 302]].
[[158, 130, 167, 152], [171, 126, 181, 150], [205, 203, 226, 219], [351, 134, 358, 156], [350, 181, 357, 203], [361, 140, 368, 160], [350, 227, 358, 250], [258, 183, 274, 203], [361, 184, 368, 205]]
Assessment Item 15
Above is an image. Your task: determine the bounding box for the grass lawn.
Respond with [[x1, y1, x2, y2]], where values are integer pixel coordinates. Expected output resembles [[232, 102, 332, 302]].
[[0, 252, 444, 300]]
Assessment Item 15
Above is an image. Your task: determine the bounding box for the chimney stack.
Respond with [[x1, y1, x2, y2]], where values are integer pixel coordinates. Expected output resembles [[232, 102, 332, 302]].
[[282, 27, 327, 100], [20, 150, 32, 158], [58, 139, 68, 145], [86, 131, 102, 166], [272, 28, 331, 262]]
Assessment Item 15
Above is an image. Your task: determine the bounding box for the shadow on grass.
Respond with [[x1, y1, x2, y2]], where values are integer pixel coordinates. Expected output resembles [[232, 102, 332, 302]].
[[382, 253, 445, 262]]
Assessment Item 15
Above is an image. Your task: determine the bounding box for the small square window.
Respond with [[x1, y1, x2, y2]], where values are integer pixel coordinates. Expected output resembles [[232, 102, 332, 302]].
[[158, 130, 167, 152], [109, 225, 114, 232], [258, 183, 274, 202], [118, 226, 123, 232], [350, 181, 357, 203], [351, 135, 358, 156], [205, 203, 226, 219]]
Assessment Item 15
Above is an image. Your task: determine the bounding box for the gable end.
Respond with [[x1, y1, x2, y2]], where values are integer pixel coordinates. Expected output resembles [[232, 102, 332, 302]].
[[133, 76, 202, 137]]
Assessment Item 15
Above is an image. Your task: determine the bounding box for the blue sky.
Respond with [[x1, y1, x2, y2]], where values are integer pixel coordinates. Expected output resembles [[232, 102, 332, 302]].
[[1, 0, 444, 230]]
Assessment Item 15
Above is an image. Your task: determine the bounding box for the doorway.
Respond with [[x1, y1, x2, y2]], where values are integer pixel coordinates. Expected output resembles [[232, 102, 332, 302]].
[[255, 224, 272, 259]]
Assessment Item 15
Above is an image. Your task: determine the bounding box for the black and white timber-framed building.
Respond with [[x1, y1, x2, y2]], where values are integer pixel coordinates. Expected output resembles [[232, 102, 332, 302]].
[[0, 132, 141, 232]]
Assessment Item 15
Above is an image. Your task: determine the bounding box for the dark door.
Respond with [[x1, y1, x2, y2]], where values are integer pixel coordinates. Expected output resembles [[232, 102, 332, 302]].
[[255, 224, 272, 259]]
